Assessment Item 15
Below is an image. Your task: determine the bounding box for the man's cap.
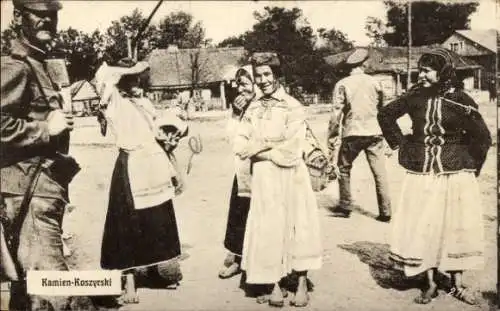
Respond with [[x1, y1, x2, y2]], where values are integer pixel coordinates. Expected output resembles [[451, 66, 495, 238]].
[[346, 48, 369, 66], [13, 0, 62, 11], [250, 52, 280, 67]]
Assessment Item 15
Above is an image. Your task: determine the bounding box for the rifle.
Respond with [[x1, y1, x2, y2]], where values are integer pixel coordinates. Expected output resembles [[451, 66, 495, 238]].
[[130, 0, 164, 61]]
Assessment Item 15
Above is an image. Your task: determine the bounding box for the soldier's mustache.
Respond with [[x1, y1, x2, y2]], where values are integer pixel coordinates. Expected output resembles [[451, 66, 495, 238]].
[[35, 22, 53, 32]]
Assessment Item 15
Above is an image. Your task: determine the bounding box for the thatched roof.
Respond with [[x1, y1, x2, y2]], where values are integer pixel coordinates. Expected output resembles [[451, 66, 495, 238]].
[[324, 46, 481, 74], [146, 46, 246, 89]]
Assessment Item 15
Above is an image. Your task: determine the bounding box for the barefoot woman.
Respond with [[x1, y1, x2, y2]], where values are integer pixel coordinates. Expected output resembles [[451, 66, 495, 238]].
[[94, 59, 187, 303], [236, 53, 322, 307], [378, 48, 491, 305]]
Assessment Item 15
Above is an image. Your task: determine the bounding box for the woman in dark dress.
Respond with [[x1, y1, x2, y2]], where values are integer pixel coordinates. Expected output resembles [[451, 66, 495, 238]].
[[219, 66, 257, 279], [94, 59, 188, 303], [377, 48, 491, 305]]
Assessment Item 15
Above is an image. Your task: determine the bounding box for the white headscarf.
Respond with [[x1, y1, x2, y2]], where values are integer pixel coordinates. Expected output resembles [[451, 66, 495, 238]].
[[93, 61, 150, 108]]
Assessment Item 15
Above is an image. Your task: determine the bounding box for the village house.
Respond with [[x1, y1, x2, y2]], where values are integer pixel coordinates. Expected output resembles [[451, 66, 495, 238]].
[[146, 45, 246, 111], [324, 46, 482, 100], [69, 80, 100, 116], [442, 29, 499, 90]]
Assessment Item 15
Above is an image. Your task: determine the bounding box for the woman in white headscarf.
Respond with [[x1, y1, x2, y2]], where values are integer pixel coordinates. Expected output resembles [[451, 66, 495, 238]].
[[93, 58, 188, 303], [219, 66, 257, 279]]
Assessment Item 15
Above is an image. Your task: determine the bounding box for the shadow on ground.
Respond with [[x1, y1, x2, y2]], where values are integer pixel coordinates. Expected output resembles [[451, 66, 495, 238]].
[[482, 291, 498, 311], [338, 241, 452, 291], [339, 241, 496, 308], [324, 203, 379, 221]]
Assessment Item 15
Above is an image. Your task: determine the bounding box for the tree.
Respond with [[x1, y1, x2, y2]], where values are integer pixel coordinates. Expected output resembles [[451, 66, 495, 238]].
[[217, 6, 354, 97], [1, 22, 17, 56], [317, 27, 354, 54], [238, 7, 320, 93], [383, 1, 479, 46], [157, 11, 208, 49], [217, 35, 246, 48], [53, 27, 110, 82], [365, 16, 387, 47], [104, 8, 158, 64]]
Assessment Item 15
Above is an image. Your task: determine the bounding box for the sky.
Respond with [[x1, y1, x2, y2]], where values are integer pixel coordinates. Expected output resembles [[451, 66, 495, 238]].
[[1, 0, 498, 46]]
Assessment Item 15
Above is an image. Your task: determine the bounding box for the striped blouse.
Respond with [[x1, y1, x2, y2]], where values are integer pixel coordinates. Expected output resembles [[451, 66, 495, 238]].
[[377, 87, 491, 176]]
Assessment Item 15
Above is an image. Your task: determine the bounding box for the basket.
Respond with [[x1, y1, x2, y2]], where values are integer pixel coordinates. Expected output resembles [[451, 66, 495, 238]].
[[305, 148, 329, 192], [304, 123, 337, 192]]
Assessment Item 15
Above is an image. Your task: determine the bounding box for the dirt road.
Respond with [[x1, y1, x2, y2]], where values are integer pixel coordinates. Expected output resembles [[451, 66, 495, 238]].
[[63, 104, 497, 311]]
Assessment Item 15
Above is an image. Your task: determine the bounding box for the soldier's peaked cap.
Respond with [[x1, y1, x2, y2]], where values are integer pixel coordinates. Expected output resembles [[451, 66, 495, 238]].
[[346, 48, 369, 66], [13, 0, 62, 11]]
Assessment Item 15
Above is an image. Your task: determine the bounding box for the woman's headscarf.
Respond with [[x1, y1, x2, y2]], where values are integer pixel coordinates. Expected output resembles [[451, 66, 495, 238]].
[[417, 47, 458, 93], [235, 65, 261, 98], [235, 65, 253, 84], [92, 59, 150, 136], [93, 59, 150, 108]]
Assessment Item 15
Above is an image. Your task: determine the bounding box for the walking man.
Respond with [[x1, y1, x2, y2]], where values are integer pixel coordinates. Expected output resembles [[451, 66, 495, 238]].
[[330, 48, 392, 222], [1, 0, 94, 309]]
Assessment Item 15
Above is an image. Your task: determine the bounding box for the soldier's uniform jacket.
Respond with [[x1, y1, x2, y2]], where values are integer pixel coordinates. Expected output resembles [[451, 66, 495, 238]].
[[1, 38, 69, 199], [377, 86, 491, 176]]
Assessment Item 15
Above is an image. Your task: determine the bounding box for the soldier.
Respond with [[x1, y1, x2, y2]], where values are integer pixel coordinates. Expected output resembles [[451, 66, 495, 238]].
[[1, 0, 94, 309]]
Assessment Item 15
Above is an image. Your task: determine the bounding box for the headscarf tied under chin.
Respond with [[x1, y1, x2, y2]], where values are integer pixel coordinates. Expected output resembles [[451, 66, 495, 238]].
[[417, 47, 458, 93], [235, 65, 262, 98], [232, 65, 261, 118]]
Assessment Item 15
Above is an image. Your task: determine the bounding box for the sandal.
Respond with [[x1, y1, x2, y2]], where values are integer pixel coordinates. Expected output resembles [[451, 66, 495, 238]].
[[256, 292, 285, 307], [449, 286, 478, 305], [218, 263, 241, 279], [414, 284, 438, 304]]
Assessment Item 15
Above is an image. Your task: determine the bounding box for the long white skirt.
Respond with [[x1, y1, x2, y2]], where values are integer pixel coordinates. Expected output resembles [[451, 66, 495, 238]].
[[389, 170, 484, 277], [241, 161, 322, 284]]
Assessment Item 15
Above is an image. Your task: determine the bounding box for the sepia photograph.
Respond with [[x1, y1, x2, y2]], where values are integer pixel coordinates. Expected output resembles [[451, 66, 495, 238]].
[[0, 0, 498, 310]]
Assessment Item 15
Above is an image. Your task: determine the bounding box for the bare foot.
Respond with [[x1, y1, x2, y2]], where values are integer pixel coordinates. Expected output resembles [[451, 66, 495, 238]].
[[291, 276, 309, 307], [269, 283, 284, 307], [121, 274, 139, 304], [414, 282, 438, 304]]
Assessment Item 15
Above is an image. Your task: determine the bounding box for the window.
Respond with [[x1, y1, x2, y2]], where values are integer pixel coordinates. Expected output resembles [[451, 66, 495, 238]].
[[450, 43, 459, 52]]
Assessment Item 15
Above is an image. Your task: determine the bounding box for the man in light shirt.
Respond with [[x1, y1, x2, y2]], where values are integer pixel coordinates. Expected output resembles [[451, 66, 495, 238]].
[[330, 48, 391, 222]]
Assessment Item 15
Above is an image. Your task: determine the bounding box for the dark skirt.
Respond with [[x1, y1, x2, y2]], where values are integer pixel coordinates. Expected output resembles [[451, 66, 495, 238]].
[[223, 176, 250, 256], [100, 151, 181, 270]]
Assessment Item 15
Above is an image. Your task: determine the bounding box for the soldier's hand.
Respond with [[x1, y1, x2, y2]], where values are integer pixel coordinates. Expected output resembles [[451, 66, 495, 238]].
[[47, 110, 73, 136]]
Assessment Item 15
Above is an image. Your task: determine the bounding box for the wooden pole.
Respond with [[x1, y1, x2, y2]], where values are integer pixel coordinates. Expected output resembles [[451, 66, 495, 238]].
[[407, 0, 412, 91], [132, 0, 164, 49], [125, 31, 133, 59]]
